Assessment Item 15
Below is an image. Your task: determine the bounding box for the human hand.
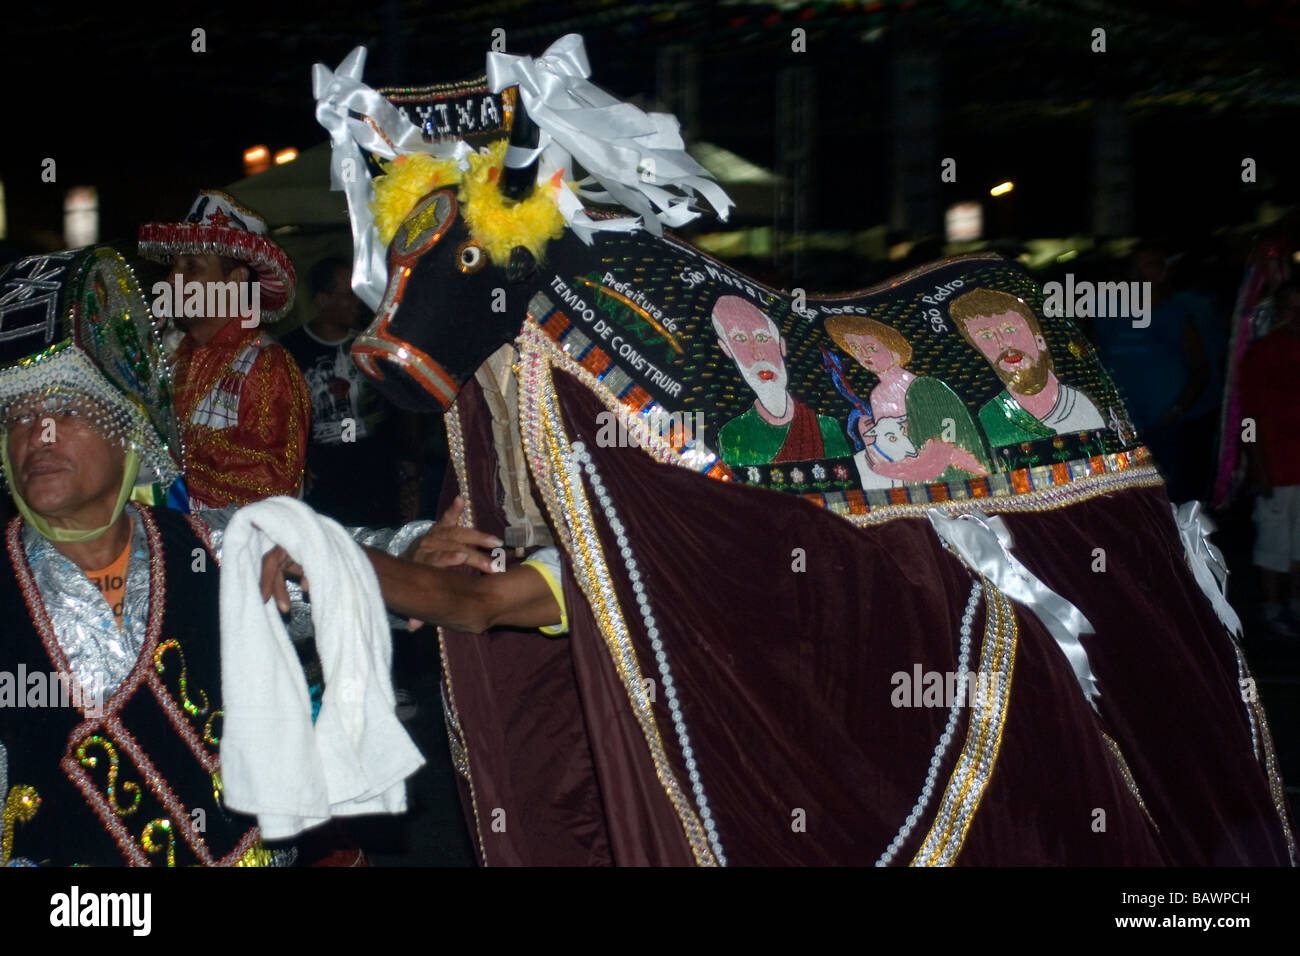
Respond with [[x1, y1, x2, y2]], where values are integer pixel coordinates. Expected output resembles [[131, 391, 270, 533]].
[[260, 544, 307, 614], [404, 496, 503, 631], [404, 496, 502, 572]]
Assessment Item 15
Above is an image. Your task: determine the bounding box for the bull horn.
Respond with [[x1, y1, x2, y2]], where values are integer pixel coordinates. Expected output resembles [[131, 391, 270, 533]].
[[501, 95, 541, 201]]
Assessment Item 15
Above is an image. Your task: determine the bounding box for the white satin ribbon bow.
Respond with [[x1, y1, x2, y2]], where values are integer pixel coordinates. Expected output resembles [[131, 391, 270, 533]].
[[312, 47, 470, 310], [1171, 501, 1243, 638], [486, 33, 734, 243], [927, 509, 1101, 709]]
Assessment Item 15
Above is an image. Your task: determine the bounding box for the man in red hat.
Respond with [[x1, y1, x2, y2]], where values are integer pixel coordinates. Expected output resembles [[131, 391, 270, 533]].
[[139, 190, 311, 510]]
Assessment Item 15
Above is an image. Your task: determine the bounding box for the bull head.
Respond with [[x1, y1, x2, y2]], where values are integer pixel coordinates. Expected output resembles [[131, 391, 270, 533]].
[[350, 102, 549, 412]]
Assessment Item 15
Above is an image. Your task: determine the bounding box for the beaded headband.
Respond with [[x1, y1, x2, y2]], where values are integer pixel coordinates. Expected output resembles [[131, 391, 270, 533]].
[[0, 247, 184, 490]]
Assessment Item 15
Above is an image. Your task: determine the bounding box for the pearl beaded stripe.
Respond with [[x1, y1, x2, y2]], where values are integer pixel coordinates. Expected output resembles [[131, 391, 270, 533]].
[[911, 587, 1017, 866], [523, 367, 716, 864], [570, 440, 727, 866], [877, 576, 983, 866]]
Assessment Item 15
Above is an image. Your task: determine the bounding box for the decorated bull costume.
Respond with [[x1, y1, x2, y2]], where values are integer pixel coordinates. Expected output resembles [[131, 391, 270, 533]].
[[314, 36, 1295, 865]]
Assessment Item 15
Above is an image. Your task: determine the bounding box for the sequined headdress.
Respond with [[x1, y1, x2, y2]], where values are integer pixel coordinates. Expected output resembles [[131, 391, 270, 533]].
[[0, 246, 184, 489], [138, 189, 296, 322]]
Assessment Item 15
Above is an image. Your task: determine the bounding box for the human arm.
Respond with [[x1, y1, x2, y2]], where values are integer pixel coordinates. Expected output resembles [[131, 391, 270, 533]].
[[259, 497, 564, 634], [362, 548, 563, 634]]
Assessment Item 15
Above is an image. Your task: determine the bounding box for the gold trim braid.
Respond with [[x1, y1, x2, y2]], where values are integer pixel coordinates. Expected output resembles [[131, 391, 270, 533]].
[[912, 583, 1018, 866], [517, 329, 719, 866], [437, 401, 488, 864]]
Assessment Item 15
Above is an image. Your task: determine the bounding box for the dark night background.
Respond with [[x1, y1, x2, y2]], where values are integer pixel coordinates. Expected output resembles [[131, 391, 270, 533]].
[[2, 0, 1299, 867], [4, 0, 1299, 252]]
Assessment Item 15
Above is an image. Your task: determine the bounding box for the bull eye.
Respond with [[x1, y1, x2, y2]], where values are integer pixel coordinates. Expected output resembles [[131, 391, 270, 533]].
[[457, 241, 486, 274]]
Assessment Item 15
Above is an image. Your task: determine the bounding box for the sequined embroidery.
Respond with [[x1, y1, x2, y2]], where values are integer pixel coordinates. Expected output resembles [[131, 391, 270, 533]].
[[1100, 731, 1159, 832], [2, 784, 41, 865], [519, 315, 1160, 528], [7, 508, 259, 864], [1234, 643, 1297, 864], [436, 400, 487, 865], [75, 736, 141, 817], [911, 584, 1017, 866], [153, 639, 210, 719], [141, 818, 175, 867], [518, 353, 718, 866]]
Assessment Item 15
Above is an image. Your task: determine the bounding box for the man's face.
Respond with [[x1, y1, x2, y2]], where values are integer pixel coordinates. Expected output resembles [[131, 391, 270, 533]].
[[715, 305, 788, 409], [964, 309, 1051, 395], [168, 254, 247, 330], [169, 253, 232, 288], [319, 265, 369, 330], [6, 400, 126, 523], [843, 332, 898, 374]]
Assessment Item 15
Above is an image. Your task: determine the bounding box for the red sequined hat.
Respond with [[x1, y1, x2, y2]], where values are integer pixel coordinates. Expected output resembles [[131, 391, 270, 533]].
[[137, 190, 296, 322]]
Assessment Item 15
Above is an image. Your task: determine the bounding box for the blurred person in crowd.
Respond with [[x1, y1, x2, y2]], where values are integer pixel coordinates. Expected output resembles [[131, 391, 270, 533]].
[[1240, 277, 1300, 638], [138, 190, 310, 511], [1093, 243, 1225, 503], [1215, 236, 1293, 506], [282, 257, 417, 527]]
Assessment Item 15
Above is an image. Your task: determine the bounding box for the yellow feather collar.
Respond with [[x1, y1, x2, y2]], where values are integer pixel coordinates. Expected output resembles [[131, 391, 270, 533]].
[[370, 139, 565, 266]]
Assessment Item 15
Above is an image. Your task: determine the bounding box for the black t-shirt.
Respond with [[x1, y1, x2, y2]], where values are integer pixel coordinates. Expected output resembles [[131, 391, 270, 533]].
[[282, 325, 401, 526]]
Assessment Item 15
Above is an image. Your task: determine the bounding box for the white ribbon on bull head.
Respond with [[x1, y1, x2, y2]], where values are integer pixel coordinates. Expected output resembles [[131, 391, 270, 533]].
[[485, 33, 734, 243], [926, 508, 1101, 710], [1170, 501, 1243, 639], [312, 47, 471, 310]]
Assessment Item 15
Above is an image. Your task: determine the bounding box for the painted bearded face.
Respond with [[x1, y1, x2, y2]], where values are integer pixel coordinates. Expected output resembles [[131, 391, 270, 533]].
[[715, 305, 789, 415], [964, 309, 1052, 395]]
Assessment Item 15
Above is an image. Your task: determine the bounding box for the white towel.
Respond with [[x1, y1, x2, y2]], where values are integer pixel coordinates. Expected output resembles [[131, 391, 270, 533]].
[[218, 497, 425, 839]]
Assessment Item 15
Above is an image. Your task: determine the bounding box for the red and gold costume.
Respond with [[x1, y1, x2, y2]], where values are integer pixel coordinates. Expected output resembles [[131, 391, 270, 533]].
[[173, 318, 310, 509]]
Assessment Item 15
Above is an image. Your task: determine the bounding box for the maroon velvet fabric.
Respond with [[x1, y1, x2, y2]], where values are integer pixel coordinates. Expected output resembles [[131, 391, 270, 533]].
[[438, 368, 1293, 865], [437, 378, 614, 865], [557, 372, 1168, 864], [1002, 490, 1294, 865]]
